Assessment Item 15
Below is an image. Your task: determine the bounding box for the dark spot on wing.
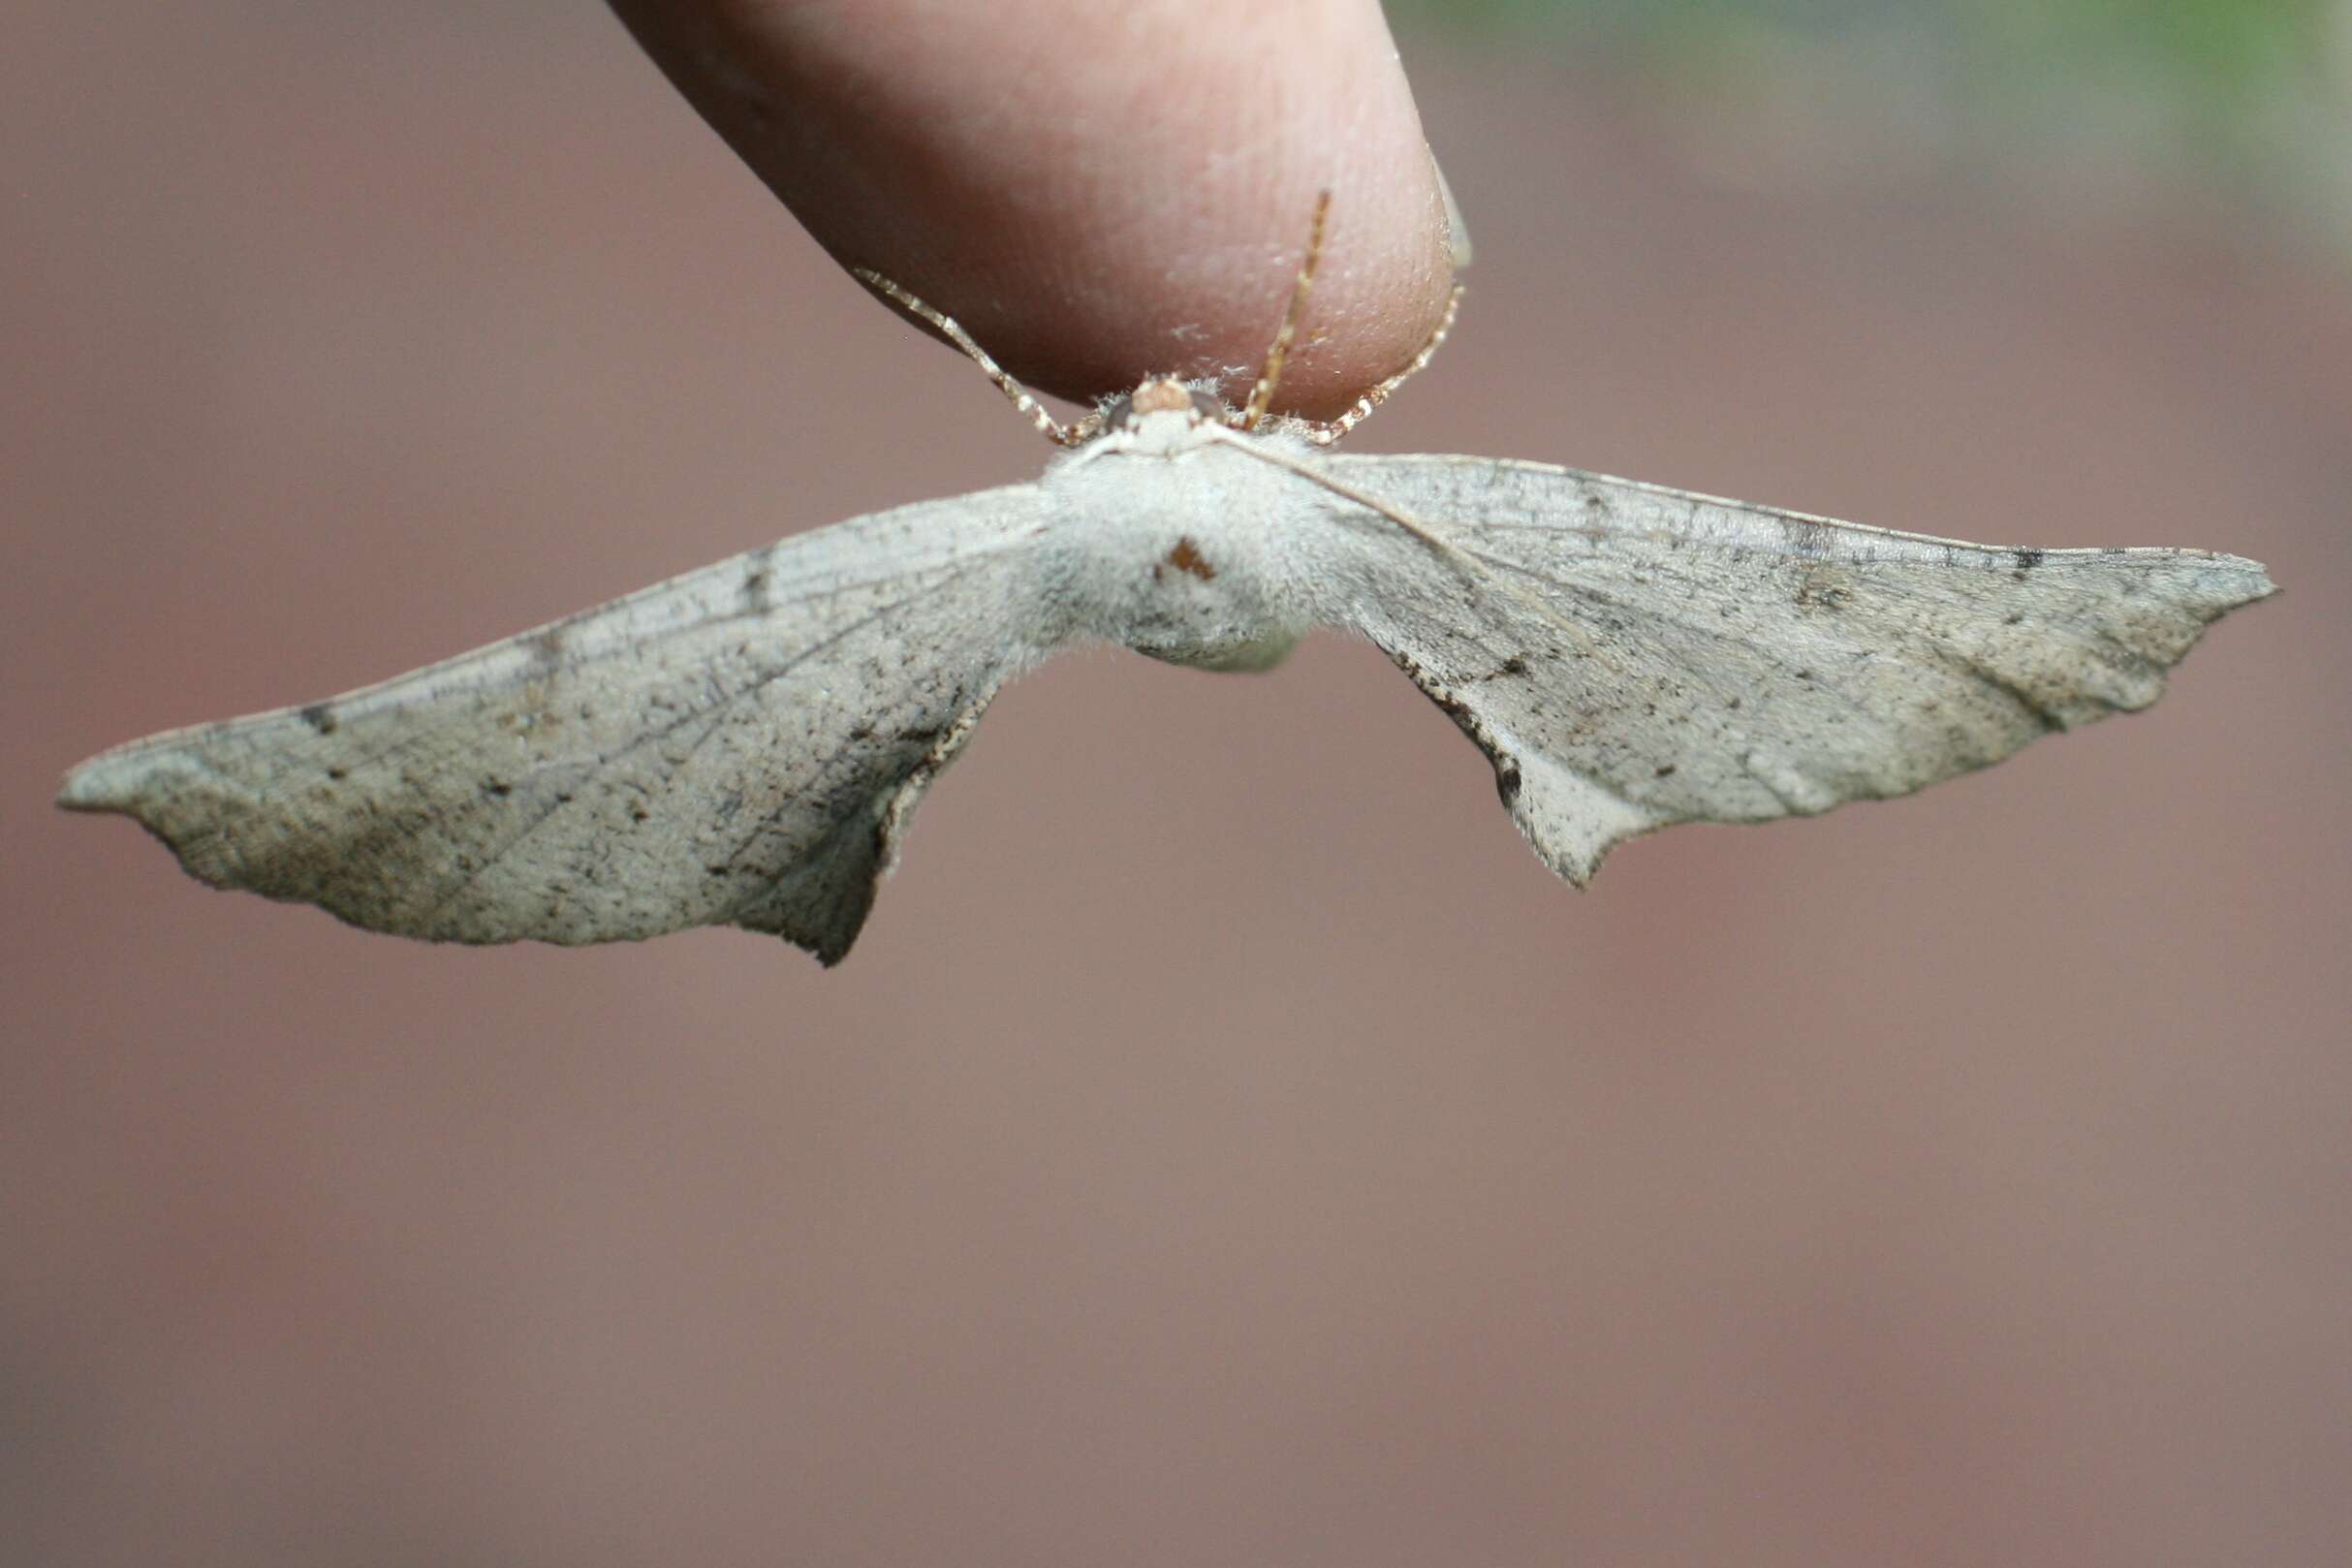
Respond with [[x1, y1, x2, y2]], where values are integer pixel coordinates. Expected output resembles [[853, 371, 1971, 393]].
[[2015, 549, 2046, 570], [483, 778, 513, 798], [1654, 764, 1678, 777], [298, 704, 337, 735], [1495, 760, 1522, 806], [1501, 654, 1529, 676], [1796, 565, 1854, 611], [741, 564, 772, 612], [1163, 537, 1216, 580]]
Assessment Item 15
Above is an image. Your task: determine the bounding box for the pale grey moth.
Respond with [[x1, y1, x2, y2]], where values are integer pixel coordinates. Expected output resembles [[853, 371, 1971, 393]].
[[58, 198, 2274, 964]]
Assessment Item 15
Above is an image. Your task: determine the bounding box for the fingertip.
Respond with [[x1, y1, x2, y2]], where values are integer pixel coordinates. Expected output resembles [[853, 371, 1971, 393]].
[[613, 0, 1464, 420], [957, 1, 1462, 419]]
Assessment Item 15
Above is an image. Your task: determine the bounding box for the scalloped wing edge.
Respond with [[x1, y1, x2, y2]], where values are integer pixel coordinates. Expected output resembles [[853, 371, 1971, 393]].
[[728, 680, 1001, 965], [1385, 648, 1665, 888]]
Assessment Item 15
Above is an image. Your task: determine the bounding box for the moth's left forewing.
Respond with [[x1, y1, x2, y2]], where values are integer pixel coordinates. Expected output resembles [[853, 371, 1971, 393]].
[[1308, 453, 2274, 885]]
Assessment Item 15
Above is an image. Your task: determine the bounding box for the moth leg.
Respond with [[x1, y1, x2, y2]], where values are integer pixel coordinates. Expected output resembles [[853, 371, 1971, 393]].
[[854, 268, 1087, 447], [1298, 283, 1464, 447], [1238, 189, 1332, 431]]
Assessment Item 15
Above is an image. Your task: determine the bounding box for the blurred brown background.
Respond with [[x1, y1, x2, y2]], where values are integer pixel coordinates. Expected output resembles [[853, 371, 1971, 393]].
[[7, 5, 2349, 1565]]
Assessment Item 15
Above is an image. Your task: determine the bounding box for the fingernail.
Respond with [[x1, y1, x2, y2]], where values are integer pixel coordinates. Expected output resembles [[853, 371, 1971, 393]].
[[1433, 156, 1472, 270]]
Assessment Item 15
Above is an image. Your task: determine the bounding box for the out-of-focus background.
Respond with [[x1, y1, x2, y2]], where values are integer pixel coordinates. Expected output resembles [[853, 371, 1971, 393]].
[[7, 2, 2348, 1564]]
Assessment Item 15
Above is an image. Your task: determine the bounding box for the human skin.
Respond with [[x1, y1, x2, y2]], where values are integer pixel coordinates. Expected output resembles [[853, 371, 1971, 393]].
[[605, 0, 1464, 421]]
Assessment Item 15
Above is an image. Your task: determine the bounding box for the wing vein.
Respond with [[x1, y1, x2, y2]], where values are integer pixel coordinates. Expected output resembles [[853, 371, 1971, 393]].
[[389, 564, 994, 934]]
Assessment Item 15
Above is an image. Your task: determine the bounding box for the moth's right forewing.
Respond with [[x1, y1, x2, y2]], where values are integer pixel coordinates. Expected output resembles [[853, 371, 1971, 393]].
[[1313, 454, 2274, 885], [59, 484, 1062, 963]]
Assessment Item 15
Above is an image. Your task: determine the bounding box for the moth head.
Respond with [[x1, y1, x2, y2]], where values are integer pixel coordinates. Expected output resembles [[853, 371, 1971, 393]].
[[1099, 376, 1227, 434]]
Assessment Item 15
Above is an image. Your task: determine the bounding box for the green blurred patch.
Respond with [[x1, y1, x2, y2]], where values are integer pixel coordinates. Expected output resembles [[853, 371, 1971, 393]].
[[1393, 0, 2348, 227], [1397, 0, 2326, 86]]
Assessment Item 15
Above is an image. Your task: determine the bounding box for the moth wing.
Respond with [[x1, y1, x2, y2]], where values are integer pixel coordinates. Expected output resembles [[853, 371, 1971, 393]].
[[1312, 455, 2274, 884], [60, 485, 1058, 964]]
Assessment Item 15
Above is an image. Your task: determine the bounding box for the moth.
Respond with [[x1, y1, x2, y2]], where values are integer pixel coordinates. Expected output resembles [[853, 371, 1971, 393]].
[[60, 197, 2274, 964]]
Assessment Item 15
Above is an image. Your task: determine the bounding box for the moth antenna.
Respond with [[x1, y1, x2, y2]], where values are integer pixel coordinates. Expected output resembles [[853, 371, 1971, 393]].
[[1302, 283, 1465, 446], [854, 268, 1085, 447], [1239, 189, 1332, 431]]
